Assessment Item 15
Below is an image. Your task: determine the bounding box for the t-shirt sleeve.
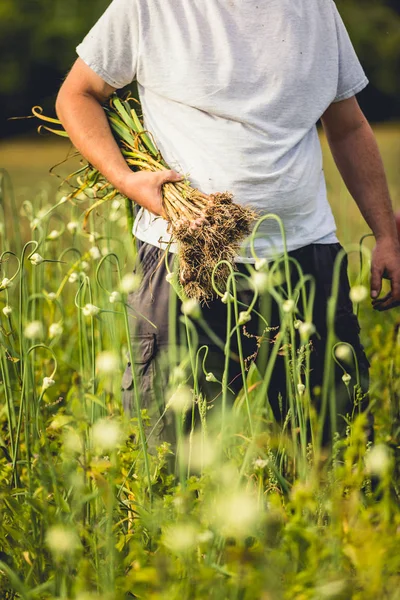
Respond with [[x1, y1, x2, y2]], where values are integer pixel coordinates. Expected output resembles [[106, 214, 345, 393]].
[[331, 2, 369, 103], [76, 0, 139, 89]]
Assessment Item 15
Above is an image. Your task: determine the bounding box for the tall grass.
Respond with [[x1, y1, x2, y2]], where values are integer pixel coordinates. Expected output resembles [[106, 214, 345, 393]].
[[0, 161, 400, 600]]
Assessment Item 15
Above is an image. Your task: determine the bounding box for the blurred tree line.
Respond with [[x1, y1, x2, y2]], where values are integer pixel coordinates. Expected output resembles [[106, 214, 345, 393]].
[[1, 0, 399, 138]]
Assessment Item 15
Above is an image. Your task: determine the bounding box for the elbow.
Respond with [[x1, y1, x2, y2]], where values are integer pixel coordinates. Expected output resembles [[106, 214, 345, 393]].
[[55, 84, 68, 125]]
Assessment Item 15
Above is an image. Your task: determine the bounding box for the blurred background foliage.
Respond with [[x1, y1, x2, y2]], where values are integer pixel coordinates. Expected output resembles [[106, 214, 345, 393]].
[[0, 0, 399, 139]]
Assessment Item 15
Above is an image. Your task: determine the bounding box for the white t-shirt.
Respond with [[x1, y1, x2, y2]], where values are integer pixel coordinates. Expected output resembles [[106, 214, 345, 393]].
[[76, 0, 368, 261]]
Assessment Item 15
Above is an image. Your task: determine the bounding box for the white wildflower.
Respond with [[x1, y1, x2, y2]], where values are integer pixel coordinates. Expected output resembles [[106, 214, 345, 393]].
[[0, 277, 13, 290], [238, 311, 251, 325], [67, 221, 78, 234], [30, 252, 44, 266], [181, 299, 201, 320], [294, 319, 302, 329], [47, 292, 57, 301], [45, 525, 80, 556], [31, 218, 40, 229], [120, 273, 141, 294], [109, 291, 121, 303], [49, 322, 63, 338], [92, 418, 122, 452], [68, 272, 79, 283], [365, 444, 391, 477], [82, 303, 100, 317], [47, 229, 61, 240], [96, 351, 119, 374], [89, 246, 101, 260], [349, 285, 368, 303], [165, 272, 174, 283], [282, 299, 295, 313], [2, 305, 12, 317], [111, 199, 121, 211], [42, 377, 55, 390], [24, 320, 44, 340], [80, 261, 90, 272]]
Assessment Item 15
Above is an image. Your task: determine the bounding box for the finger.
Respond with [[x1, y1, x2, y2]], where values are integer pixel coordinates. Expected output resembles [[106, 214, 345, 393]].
[[370, 262, 383, 299], [159, 169, 184, 185], [373, 296, 400, 311]]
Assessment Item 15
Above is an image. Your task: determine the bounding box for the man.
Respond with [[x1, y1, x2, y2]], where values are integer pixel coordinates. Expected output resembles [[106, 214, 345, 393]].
[[56, 0, 400, 447]]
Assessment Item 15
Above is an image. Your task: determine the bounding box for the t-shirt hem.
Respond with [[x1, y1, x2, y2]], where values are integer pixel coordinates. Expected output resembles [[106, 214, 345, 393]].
[[333, 76, 369, 103], [76, 45, 128, 89]]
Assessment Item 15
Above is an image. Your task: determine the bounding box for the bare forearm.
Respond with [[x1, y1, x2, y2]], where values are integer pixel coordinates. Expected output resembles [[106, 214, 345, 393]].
[[56, 90, 132, 195], [325, 120, 397, 241]]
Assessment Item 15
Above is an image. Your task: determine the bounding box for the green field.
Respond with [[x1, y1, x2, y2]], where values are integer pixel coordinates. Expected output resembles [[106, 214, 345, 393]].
[[0, 127, 399, 599]]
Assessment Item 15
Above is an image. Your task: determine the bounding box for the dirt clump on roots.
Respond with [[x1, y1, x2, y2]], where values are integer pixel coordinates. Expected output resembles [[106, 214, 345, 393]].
[[168, 192, 257, 303]]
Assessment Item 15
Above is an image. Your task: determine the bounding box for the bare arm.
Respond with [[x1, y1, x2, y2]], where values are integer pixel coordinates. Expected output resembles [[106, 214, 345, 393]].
[[56, 58, 181, 216], [321, 97, 400, 310]]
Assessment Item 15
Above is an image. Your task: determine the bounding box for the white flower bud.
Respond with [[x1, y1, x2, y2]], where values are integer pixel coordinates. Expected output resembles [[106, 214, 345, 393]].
[[45, 526, 80, 556], [88, 232, 99, 243], [335, 344, 353, 363], [205, 372, 218, 383], [31, 218, 40, 229], [294, 319, 302, 330], [254, 458, 269, 470], [299, 322, 316, 340], [297, 383, 306, 396], [47, 229, 61, 240], [342, 373, 351, 385], [82, 303, 100, 317], [67, 221, 78, 234], [24, 320, 44, 340], [47, 292, 57, 301], [349, 285, 368, 303], [221, 291, 234, 304], [365, 444, 391, 477], [282, 299, 295, 313], [49, 322, 63, 338], [42, 377, 55, 390], [96, 351, 119, 374], [0, 277, 13, 290], [89, 246, 101, 260], [238, 311, 251, 325], [165, 272, 174, 283], [92, 419, 122, 452], [255, 258, 267, 271], [2, 305, 12, 316], [80, 261, 90, 272], [68, 272, 79, 283], [30, 252, 44, 266], [166, 385, 193, 414], [120, 273, 141, 294], [252, 271, 269, 293], [181, 299, 201, 320], [111, 199, 121, 210], [109, 291, 121, 303]]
